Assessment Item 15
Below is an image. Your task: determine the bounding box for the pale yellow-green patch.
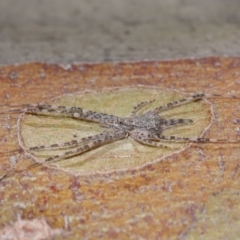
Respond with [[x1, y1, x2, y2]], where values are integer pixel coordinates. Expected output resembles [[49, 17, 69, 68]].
[[20, 87, 211, 175]]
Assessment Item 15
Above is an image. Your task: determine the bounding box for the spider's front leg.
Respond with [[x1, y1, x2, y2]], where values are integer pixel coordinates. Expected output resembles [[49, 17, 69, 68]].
[[0, 103, 119, 124], [43, 129, 127, 163], [0, 129, 127, 181], [26, 133, 115, 152]]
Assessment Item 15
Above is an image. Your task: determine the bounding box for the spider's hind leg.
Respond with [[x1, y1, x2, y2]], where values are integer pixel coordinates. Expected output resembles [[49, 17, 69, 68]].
[[150, 93, 206, 114], [163, 118, 194, 129], [130, 130, 170, 148], [130, 99, 155, 117], [155, 135, 240, 144]]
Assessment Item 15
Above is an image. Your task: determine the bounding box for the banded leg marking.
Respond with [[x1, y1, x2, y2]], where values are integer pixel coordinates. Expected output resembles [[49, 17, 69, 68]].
[[0, 130, 127, 181], [147, 93, 206, 114], [44, 130, 127, 163], [154, 135, 240, 144], [130, 99, 155, 117], [163, 118, 194, 129], [130, 130, 169, 148]]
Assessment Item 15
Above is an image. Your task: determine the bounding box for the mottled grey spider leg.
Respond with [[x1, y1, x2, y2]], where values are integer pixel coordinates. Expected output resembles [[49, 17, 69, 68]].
[[130, 99, 155, 117], [27, 133, 114, 152], [130, 130, 169, 148], [147, 93, 207, 114], [0, 130, 127, 181], [130, 130, 240, 148], [0, 103, 121, 124], [162, 118, 194, 129], [154, 92, 240, 114], [154, 135, 240, 144], [43, 129, 127, 163]]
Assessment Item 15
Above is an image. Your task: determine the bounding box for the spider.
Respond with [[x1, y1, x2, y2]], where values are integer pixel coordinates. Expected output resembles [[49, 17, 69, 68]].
[[0, 92, 239, 181]]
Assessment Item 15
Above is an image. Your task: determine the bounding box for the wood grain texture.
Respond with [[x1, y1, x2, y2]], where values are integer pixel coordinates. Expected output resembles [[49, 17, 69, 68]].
[[0, 57, 240, 239]]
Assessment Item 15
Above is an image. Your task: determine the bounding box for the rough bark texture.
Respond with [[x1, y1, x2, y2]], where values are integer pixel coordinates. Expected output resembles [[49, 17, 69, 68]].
[[0, 57, 240, 239]]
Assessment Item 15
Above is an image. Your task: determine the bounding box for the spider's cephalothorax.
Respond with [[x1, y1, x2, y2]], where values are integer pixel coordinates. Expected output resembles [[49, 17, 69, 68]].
[[139, 112, 184, 131], [133, 113, 165, 131], [0, 92, 239, 181], [122, 113, 167, 134]]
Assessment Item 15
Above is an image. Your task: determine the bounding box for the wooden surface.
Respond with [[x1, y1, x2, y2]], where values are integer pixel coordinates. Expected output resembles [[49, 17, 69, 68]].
[[0, 57, 240, 239]]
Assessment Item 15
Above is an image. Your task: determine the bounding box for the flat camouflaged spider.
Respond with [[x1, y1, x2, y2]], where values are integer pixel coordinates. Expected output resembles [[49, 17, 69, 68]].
[[0, 92, 240, 181]]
